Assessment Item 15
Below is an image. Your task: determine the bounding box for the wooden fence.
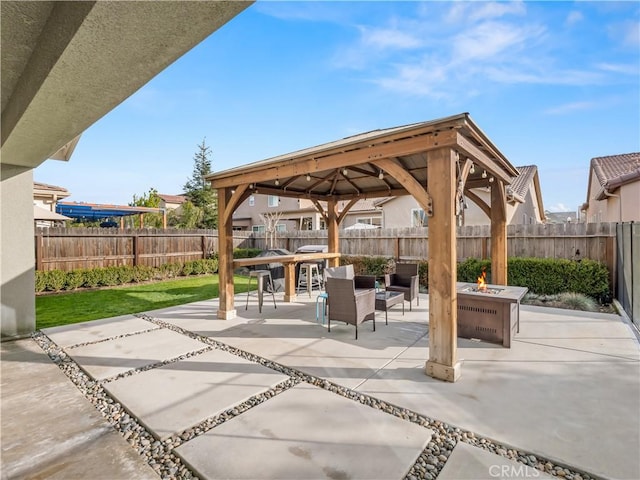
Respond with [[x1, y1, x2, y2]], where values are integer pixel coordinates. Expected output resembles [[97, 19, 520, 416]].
[[36, 223, 616, 277]]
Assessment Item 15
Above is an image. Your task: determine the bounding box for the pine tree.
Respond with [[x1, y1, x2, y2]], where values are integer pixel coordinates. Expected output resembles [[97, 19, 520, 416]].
[[183, 139, 217, 228]]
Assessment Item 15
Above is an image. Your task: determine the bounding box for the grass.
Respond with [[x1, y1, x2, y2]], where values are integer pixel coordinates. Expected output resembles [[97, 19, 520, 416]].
[[36, 274, 252, 330]]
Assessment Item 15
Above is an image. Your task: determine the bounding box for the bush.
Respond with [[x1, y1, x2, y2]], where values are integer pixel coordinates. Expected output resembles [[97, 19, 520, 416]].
[[35, 271, 48, 293], [233, 248, 262, 259], [191, 260, 206, 275], [457, 258, 491, 283], [46, 270, 67, 292], [117, 265, 135, 284], [132, 265, 154, 283], [340, 256, 393, 276], [181, 261, 195, 276], [84, 268, 102, 288], [556, 292, 598, 311], [64, 270, 85, 290], [417, 260, 428, 289], [204, 257, 219, 274], [508, 257, 609, 299], [101, 266, 121, 286]]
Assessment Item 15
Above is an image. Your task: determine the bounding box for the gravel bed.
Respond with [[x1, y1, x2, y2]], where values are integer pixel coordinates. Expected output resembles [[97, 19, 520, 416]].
[[33, 315, 599, 480]]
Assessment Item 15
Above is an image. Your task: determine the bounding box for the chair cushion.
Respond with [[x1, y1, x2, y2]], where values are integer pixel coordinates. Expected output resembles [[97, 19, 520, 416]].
[[394, 274, 413, 287]]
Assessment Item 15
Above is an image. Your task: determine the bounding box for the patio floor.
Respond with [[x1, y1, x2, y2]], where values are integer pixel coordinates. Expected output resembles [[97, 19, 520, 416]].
[[2, 291, 639, 479]]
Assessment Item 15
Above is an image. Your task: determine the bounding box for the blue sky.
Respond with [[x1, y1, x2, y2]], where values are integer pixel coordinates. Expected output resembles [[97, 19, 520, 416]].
[[35, 1, 640, 213]]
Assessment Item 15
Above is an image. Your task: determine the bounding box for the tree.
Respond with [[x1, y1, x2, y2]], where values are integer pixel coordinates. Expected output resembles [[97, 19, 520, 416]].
[[183, 138, 217, 228], [260, 212, 283, 249], [130, 187, 163, 228]]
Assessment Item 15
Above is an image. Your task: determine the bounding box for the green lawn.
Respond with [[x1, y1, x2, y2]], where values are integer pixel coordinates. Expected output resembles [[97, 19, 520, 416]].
[[36, 274, 251, 330]]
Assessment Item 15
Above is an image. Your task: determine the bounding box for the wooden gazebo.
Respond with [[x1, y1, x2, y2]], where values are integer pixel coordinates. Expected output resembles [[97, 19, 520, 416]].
[[207, 113, 518, 382]]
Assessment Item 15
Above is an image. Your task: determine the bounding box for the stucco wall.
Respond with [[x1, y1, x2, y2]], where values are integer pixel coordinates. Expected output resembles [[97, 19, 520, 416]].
[[620, 182, 640, 222], [1, 165, 36, 338]]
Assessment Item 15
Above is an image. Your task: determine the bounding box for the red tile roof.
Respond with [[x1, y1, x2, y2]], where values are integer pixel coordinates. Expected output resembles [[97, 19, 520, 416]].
[[592, 152, 640, 194]]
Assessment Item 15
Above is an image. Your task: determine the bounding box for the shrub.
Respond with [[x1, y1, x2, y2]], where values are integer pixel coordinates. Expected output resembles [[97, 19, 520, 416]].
[[556, 292, 598, 312], [181, 261, 195, 276], [457, 258, 491, 283], [233, 248, 262, 259], [204, 257, 219, 274], [35, 271, 48, 293], [417, 260, 428, 288], [191, 260, 206, 275], [45, 270, 67, 292], [132, 265, 154, 283], [64, 270, 85, 290], [117, 265, 135, 284], [84, 268, 102, 288], [101, 266, 120, 286]]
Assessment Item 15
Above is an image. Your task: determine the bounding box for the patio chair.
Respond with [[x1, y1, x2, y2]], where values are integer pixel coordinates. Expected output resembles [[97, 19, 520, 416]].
[[325, 277, 376, 340], [385, 263, 419, 311]]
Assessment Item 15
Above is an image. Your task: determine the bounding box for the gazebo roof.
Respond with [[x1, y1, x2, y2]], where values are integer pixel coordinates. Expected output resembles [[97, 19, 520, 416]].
[[207, 113, 518, 202]]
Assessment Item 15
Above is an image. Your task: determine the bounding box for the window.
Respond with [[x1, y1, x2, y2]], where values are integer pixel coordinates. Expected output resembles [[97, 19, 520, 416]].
[[356, 217, 382, 226], [248, 195, 255, 207], [268, 195, 279, 207], [319, 219, 327, 230], [252, 225, 265, 233], [411, 209, 427, 227], [276, 224, 286, 232]]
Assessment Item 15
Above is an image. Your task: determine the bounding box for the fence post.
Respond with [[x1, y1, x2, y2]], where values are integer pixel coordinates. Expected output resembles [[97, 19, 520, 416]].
[[35, 233, 43, 271], [394, 237, 400, 260], [133, 235, 139, 266], [481, 237, 488, 260], [202, 235, 207, 259]]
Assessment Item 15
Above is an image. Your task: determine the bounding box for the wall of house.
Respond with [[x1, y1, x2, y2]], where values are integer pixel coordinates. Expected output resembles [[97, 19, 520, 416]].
[[586, 175, 607, 223], [2, 165, 36, 338], [620, 182, 640, 222], [233, 195, 324, 231], [378, 196, 422, 228], [510, 187, 543, 224]]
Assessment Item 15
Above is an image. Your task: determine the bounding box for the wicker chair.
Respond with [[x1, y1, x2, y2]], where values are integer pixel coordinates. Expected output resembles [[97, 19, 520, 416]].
[[385, 263, 419, 311], [325, 276, 376, 339]]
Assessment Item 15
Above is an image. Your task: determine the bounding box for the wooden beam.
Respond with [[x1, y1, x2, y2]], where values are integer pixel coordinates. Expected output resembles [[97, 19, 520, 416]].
[[465, 189, 491, 219], [210, 130, 458, 189], [337, 198, 361, 225], [222, 183, 249, 227], [455, 132, 512, 184], [327, 199, 340, 267], [425, 147, 461, 382], [217, 187, 236, 319], [372, 158, 432, 215], [310, 199, 328, 222], [491, 181, 508, 285]]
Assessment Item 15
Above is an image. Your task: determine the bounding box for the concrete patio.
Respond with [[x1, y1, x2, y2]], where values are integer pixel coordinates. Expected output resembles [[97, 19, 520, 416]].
[[2, 291, 639, 479]]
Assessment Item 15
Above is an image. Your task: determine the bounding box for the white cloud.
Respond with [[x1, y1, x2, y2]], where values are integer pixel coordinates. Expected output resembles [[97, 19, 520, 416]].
[[359, 26, 423, 50], [565, 11, 584, 27], [596, 62, 640, 76], [446, 1, 526, 23], [543, 101, 598, 115], [452, 22, 540, 62]]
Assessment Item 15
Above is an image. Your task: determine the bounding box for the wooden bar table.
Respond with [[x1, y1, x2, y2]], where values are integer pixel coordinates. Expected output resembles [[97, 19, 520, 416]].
[[233, 252, 341, 302]]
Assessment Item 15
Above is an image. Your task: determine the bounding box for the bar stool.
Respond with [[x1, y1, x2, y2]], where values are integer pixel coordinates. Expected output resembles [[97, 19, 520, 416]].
[[246, 270, 277, 313], [297, 263, 321, 297]]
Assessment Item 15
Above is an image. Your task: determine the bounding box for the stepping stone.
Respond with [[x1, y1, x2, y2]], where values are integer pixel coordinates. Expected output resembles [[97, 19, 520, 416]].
[[438, 442, 554, 480], [175, 384, 432, 479], [42, 315, 159, 348], [104, 348, 289, 440], [66, 328, 207, 380]]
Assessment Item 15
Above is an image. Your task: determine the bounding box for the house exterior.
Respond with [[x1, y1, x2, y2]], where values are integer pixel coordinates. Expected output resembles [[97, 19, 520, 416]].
[[158, 193, 187, 212], [33, 181, 70, 212], [379, 165, 545, 227], [232, 195, 324, 232], [581, 152, 640, 223]]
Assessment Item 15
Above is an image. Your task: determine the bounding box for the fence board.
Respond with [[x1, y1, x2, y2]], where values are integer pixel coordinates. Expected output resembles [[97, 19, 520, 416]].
[[36, 225, 617, 285]]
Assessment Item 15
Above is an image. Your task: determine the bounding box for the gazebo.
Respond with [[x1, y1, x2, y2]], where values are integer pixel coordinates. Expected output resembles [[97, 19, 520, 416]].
[[207, 113, 518, 382]]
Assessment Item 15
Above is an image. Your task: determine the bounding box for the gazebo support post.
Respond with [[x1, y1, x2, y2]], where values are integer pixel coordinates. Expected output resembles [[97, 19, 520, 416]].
[[327, 199, 339, 268], [491, 181, 508, 285], [217, 187, 236, 319], [425, 148, 461, 382]]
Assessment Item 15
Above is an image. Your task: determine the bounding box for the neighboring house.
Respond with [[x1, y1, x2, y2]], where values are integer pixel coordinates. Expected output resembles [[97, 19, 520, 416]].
[[379, 165, 545, 227], [33, 181, 72, 228], [581, 152, 640, 223], [158, 193, 187, 212], [338, 199, 384, 229], [33, 181, 70, 212], [233, 195, 324, 232], [545, 211, 579, 224]]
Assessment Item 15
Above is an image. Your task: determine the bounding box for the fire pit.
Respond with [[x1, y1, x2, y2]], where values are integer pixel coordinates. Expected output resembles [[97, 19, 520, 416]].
[[456, 271, 527, 347]]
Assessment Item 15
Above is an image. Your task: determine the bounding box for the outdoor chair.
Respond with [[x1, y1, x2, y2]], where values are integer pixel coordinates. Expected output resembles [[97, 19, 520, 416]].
[[385, 263, 419, 311], [325, 276, 376, 340]]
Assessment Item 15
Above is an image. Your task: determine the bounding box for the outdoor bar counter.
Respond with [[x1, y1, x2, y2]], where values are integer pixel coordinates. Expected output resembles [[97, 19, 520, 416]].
[[233, 252, 341, 302]]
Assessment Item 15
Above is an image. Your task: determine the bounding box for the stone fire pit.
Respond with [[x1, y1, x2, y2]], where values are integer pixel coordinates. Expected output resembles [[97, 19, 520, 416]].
[[456, 282, 528, 348]]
